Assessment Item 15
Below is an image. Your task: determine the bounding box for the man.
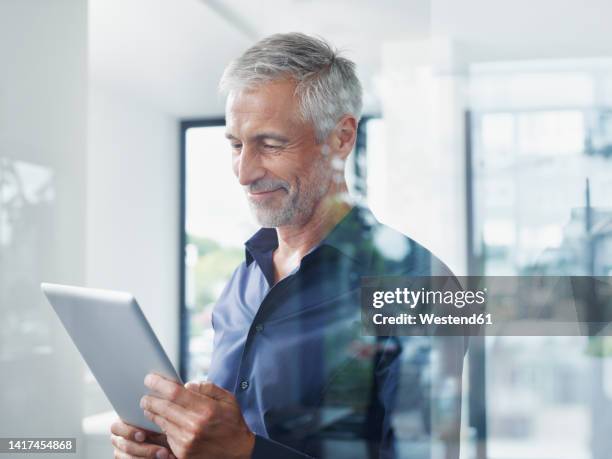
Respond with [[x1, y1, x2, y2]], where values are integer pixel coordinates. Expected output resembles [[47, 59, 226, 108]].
[[111, 33, 466, 459]]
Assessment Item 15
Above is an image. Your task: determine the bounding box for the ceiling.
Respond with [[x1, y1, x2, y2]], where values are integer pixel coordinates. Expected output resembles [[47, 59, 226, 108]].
[[432, 0, 612, 64], [89, 0, 428, 118], [89, 0, 612, 119]]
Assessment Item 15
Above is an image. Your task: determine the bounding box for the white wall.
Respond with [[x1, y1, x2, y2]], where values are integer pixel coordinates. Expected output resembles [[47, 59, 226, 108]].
[[87, 85, 179, 364], [0, 0, 88, 450], [371, 39, 468, 275], [80, 85, 180, 457]]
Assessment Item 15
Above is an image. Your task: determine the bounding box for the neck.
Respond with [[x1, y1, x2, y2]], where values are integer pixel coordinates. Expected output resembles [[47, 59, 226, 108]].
[[275, 187, 352, 260]]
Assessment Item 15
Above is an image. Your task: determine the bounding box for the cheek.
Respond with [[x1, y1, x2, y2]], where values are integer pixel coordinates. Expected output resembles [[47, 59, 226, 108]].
[[261, 156, 292, 182], [304, 156, 329, 180], [231, 155, 240, 177]]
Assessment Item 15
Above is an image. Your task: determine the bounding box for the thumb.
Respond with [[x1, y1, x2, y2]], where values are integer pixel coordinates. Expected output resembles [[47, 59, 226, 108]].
[[185, 380, 231, 401], [184, 381, 200, 391]]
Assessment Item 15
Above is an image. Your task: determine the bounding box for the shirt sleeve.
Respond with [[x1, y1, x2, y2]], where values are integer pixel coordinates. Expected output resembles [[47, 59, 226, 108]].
[[252, 434, 315, 459]]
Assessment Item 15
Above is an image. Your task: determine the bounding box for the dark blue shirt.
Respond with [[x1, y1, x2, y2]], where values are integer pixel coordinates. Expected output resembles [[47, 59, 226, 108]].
[[208, 206, 466, 458]]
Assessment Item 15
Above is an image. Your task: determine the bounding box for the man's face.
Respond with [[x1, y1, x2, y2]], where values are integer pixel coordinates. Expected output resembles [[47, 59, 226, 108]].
[[225, 79, 333, 228]]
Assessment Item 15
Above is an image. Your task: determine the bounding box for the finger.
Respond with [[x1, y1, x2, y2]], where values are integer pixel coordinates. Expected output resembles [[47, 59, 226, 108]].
[[111, 434, 170, 458], [143, 409, 184, 440], [109, 418, 168, 447], [111, 419, 147, 443], [185, 381, 235, 407], [144, 373, 192, 408], [185, 381, 229, 400], [140, 394, 199, 429], [143, 431, 171, 448]]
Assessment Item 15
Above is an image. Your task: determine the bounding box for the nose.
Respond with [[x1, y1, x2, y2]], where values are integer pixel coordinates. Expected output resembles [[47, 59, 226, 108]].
[[235, 144, 265, 186]]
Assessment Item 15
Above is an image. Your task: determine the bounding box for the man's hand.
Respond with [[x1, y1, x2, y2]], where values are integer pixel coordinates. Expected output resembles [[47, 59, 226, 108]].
[[140, 373, 255, 459], [110, 418, 176, 459]]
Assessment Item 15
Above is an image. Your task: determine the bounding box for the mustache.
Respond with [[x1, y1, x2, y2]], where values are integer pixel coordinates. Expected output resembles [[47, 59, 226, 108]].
[[246, 179, 290, 194]]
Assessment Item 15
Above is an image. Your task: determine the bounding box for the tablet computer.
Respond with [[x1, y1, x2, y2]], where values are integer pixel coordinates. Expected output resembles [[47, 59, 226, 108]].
[[41, 282, 183, 433]]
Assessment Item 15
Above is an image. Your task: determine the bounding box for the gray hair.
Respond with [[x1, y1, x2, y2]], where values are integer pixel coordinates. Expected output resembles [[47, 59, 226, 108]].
[[219, 32, 363, 142]]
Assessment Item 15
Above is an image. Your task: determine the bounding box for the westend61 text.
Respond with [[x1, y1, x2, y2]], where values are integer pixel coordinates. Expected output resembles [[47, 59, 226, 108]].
[[372, 312, 493, 326]]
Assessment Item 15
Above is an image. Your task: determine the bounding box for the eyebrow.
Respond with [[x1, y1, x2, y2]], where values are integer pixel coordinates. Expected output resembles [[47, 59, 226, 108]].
[[224, 132, 290, 143]]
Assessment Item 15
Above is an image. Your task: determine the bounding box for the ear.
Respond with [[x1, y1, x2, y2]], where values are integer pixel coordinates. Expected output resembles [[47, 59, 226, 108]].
[[327, 115, 358, 160]]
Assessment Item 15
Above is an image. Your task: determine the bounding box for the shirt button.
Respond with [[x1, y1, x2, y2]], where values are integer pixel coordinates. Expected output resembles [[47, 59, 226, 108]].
[[255, 323, 264, 333], [240, 380, 249, 391]]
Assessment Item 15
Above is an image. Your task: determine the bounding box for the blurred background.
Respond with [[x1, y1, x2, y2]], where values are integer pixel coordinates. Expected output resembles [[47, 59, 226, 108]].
[[1, 0, 612, 457]]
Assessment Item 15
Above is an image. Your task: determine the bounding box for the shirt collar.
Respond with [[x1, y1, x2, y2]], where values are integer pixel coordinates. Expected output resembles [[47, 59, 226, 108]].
[[244, 205, 377, 269], [244, 227, 277, 265]]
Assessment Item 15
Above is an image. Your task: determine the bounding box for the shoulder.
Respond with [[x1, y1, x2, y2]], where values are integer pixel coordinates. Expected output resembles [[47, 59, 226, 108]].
[[362, 212, 470, 353], [361, 210, 455, 278]]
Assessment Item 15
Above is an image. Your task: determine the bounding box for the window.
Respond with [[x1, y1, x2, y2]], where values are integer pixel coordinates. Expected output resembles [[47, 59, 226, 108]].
[[180, 120, 259, 381], [467, 63, 612, 459]]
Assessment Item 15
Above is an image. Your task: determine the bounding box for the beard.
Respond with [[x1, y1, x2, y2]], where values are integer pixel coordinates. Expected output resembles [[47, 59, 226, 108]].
[[245, 159, 332, 228]]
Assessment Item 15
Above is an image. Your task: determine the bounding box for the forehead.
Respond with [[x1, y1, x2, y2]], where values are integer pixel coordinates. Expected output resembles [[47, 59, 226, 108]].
[[225, 80, 302, 133]]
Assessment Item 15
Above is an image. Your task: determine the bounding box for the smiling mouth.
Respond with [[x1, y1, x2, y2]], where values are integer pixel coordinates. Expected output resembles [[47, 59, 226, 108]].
[[248, 188, 284, 197]]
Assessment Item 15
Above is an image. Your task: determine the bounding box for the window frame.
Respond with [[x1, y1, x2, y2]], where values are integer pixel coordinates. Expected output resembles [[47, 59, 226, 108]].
[[178, 117, 226, 380]]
